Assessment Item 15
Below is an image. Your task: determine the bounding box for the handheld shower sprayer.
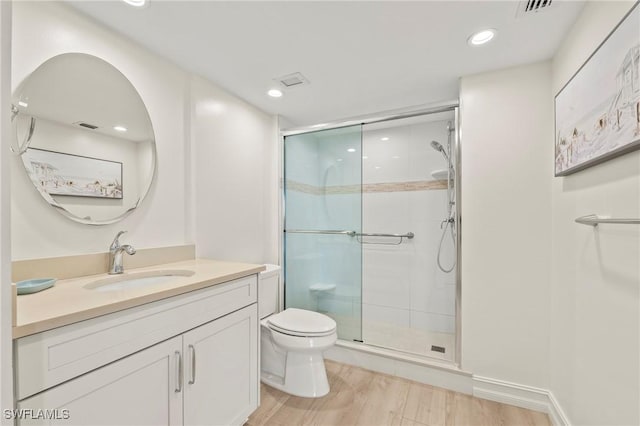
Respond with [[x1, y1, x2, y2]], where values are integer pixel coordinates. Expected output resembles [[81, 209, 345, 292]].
[[430, 136, 456, 273], [430, 140, 449, 162]]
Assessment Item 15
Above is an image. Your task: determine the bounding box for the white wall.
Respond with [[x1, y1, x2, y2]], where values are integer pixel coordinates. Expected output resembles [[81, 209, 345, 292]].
[[460, 62, 553, 389], [191, 75, 278, 264], [550, 2, 639, 424], [460, 4, 640, 422], [0, 0, 13, 418], [11, 1, 190, 259], [10, 2, 278, 266]]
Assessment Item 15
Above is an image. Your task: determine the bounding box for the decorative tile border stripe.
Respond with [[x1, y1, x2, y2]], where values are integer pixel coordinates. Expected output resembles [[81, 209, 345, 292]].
[[286, 179, 448, 195], [364, 180, 448, 192], [326, 184, 361, 194], [285, 180, 324, 195]]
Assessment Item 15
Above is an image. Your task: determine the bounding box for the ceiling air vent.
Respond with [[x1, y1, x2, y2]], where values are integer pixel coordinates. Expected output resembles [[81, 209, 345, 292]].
[[275, 72, 309, 89], [74, 121, 99, 130], [516, 0, 553, 18]]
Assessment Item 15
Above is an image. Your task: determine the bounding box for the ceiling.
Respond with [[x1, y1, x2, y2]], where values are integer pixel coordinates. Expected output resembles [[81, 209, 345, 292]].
[[67, 1, 585, 128]]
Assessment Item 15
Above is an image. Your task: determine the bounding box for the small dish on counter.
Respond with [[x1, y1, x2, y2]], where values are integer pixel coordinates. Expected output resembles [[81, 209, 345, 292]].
[[16, 278, 57, 295]]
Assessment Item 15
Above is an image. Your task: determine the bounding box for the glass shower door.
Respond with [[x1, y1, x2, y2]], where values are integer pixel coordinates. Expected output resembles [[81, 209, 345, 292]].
[[283, 125, 362, 341]]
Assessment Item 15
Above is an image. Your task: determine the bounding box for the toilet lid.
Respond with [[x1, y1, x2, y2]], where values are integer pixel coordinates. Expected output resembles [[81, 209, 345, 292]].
[[267, 308, 337, 337]]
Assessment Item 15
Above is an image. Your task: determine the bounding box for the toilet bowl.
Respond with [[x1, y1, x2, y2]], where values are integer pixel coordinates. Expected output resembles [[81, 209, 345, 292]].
[[260, 308, 337, 398]]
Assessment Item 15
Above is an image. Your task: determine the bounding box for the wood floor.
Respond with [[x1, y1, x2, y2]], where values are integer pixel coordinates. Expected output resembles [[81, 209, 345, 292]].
[[248, 360, 551, 426]]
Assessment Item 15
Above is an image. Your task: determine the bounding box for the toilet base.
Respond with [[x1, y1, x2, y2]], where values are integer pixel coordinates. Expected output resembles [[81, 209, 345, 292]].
[[261, 352, 330, 398]]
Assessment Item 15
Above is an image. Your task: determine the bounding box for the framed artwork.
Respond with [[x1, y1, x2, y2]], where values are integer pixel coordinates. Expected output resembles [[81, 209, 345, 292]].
[[24, 147, 123, 199], [554, 3, 640, 176]]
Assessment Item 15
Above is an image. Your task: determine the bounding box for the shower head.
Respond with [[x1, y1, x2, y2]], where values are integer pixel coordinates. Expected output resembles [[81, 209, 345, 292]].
[[430, 140, 445, 152], [430, 140, 449, 162]]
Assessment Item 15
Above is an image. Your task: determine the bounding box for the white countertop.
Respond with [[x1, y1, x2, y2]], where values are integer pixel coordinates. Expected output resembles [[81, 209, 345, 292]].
[[13, 258, 265, 339]]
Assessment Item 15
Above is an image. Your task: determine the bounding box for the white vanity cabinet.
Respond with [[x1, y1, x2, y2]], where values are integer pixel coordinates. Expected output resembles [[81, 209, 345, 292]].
[[15, 274, 259, 426], [183, 305, 258, 426], [18, 336, 184, 426]]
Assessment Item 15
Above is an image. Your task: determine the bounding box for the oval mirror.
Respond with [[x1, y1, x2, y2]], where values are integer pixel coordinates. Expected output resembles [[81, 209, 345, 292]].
[[12, 53, 156, 225]]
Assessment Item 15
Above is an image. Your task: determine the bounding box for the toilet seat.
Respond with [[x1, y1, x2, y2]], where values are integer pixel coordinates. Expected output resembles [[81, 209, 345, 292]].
[[266, 308, 336, 338]]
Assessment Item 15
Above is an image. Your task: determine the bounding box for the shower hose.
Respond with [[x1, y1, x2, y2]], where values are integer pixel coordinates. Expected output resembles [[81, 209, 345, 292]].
[[437, 216, 456, 273]]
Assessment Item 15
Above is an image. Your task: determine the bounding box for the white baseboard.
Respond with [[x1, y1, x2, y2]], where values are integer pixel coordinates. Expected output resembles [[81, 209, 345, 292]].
[[473, 376, 550, 413], [472, 376, 571, 426], [325, 341, 570, 426], [547, 391, 571, 426]]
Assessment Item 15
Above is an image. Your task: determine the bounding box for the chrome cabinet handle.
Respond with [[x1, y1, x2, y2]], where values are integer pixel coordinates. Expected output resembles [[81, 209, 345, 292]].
[[174, 350, 183, 393], [188, 344, 196, 385]]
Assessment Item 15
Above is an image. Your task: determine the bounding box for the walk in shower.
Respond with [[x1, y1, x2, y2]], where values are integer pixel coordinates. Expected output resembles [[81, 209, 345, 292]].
[[283, 106, 459, 363]]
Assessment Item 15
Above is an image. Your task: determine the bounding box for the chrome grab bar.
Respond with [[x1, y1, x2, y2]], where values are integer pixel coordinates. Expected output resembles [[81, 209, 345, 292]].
[[358, 232, 414, 239], [284, 229, 414, 245], [575, 214, 640, 227], [285, 229, 357, 236], [356, 232, 414, 245]]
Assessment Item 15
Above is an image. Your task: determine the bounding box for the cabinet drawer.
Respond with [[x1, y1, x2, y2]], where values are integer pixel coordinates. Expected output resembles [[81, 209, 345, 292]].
[[16, 274, 257, 400]]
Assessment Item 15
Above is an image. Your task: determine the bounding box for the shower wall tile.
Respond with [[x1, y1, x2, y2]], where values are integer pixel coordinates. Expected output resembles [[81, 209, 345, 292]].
[[406, 121, 451, 182], [362, 246, 411, 308], [408, 189, 450, 222], [285, 191, 322, 229], [363, 121, 451, 184], [363, 191, 410, 233], [363, 303, 411, 328], [411, 281, 456, 316], [410, 310, 455, 334]]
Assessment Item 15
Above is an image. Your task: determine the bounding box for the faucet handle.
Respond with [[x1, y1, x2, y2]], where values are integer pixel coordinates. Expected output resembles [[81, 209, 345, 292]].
[[110, 230, 127, 249]]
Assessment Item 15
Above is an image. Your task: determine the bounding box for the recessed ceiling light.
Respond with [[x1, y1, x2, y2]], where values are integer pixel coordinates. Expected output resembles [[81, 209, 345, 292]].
[[122, 0, 147, 6], [347, 148, 356, 153], [381, 137, 389, 141], [392, 156, 400, 159], [468, 29, 496, 46], [374, 166, 382, 169], [113, 125, 128, 132], [267, 89, 283, 98], [18, 101, 28, 108], [362, 156, 368, 159]]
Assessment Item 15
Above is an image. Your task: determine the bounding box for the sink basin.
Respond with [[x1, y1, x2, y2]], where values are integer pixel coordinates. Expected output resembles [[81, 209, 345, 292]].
[[84, 270, 196, 292]]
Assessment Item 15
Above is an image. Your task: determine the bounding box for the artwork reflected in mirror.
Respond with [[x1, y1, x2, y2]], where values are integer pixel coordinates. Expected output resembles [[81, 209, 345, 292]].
[[24, 148, 123, 199], [12, 53, 156, 224]]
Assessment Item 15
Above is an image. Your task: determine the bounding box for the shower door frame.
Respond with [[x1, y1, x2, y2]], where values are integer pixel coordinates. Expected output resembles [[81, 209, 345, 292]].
[[279, 100, 463, 367]]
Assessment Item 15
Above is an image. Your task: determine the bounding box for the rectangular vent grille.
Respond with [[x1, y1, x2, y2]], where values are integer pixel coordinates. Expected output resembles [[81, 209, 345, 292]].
[[75, 122, 98, 130], [524, 0, 552, 13], [281, 76, 304, 87], [431, 345, 446, 354], [276, 72, 309, 89]]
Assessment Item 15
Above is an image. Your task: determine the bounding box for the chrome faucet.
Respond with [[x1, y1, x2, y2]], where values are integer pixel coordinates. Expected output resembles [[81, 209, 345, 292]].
[[108, 231, 136, 275]]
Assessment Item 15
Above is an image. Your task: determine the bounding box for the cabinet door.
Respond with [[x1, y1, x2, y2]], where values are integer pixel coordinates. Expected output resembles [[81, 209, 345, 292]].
[[18, 336, 184, 426], [183, 304, 258, 426]]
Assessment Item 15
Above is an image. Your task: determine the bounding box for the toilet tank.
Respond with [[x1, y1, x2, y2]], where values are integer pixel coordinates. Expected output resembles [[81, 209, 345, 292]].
[[259, 264, 281, 319]]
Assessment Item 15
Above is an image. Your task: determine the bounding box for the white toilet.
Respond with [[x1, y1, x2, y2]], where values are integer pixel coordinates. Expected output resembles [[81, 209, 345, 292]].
[[259, 265, 338, 398]]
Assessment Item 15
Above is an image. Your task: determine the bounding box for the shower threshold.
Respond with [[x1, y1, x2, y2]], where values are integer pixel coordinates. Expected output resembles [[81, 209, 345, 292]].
[[332, 339, 463, 374]]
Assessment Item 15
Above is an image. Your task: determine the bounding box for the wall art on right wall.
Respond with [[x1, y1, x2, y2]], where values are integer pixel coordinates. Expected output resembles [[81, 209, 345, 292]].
[[554, 2, 640, 176]]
